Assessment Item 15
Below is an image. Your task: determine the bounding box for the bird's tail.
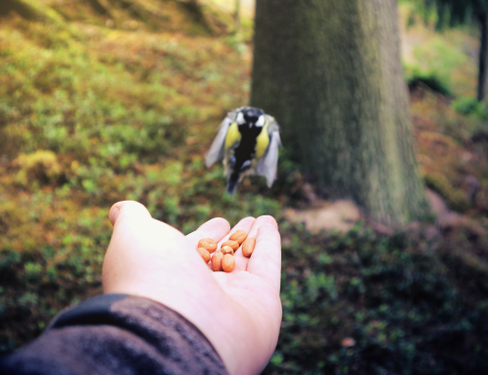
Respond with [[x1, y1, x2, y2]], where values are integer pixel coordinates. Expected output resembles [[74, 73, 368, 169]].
[[226, 176, 239, 195]]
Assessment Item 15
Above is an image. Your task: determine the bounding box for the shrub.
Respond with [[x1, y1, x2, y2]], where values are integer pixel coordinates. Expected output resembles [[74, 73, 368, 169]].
[[453, 97, 488, 121], [405, 63, 453, 97]]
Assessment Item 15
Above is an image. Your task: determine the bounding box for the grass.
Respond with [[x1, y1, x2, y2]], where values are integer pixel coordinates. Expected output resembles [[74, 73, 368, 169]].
[[1, 1, 488, 373]]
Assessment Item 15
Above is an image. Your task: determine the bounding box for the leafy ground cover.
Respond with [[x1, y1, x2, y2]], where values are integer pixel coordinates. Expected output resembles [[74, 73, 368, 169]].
[[1, 1, 488, 373], [265, 222, 488, 374]]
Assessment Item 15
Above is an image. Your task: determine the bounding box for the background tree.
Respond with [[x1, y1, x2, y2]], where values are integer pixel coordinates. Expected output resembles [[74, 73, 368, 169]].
[[411, 0, 488, 101], [251, 0, 428, 226]]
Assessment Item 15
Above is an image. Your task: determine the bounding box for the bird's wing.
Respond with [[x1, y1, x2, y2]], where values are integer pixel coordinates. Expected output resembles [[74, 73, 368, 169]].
[[255, 116, 281, 187], [205, 111, 238, 167]]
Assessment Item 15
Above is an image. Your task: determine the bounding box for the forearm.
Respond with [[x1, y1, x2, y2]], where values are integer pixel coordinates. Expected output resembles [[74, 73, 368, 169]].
[[0, 294, 229, 375]]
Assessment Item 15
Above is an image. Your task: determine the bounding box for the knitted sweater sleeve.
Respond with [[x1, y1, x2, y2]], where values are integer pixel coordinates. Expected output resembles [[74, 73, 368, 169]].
[[0, 294, 229, 375]]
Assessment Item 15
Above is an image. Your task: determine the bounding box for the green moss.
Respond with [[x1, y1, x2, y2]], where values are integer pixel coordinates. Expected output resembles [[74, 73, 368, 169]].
[[424, 173, 470, 212], [14, 150, 62, 187]]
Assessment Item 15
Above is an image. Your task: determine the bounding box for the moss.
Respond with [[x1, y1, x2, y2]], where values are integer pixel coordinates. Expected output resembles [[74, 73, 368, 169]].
[[15, 150, 62, 187], [424, 172, 470, 212]]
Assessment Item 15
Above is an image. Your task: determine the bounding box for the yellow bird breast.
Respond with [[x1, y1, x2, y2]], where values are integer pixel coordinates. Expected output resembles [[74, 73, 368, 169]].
[[255, 119, 270, 160], [224, 121, 240, 151]]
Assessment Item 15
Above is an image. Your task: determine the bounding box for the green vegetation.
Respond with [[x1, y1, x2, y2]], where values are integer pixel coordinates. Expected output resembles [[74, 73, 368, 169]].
[[402, 13, 477, 98], [453, 96, 488, 120], [266, 223, 488, 374], [401, 0, 488, 101], [404, 35, 468, 97], [1, 1, 488, 373], [0, 0, 264, 352]]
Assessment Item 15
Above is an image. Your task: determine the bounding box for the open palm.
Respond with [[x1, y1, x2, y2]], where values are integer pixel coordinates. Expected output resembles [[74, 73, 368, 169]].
[[103, 201, 282, 375]]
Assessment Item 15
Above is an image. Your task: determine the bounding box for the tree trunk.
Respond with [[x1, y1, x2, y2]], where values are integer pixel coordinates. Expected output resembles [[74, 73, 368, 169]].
[[251, 0, 427, 226], [478, 12, 488, 101]]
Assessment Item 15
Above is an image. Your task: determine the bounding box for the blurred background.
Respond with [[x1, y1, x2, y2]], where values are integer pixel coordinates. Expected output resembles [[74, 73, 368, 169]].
[[1, 0, 488, 373]]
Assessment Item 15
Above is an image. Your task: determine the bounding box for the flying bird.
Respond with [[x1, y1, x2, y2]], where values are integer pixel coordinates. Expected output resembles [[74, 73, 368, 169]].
[[205, 107, 281, 194]]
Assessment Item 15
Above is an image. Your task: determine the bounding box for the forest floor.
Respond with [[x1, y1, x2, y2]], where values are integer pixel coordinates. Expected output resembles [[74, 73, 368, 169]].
[[1, 1, 488, 374]]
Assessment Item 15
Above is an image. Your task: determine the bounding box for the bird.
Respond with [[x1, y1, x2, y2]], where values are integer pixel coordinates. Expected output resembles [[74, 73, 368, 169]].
[[205, 106, 281, 194]]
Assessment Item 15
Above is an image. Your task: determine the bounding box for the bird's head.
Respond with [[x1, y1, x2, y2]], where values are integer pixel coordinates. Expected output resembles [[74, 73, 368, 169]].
[[237, 107, 266, 128]]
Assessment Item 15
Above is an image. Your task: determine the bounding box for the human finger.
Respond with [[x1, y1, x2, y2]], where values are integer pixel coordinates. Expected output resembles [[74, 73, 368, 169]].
[[103, 201, 186, 294], [186, 217, 231, 249], [109, 200, 152, 226], [219, 217, 256, 245], [108, 200, 183, 245], [232, 215, 277, 267], [221, 217, 256, 271], [246, 222, 281, 291], [245, 215, 278, 239]]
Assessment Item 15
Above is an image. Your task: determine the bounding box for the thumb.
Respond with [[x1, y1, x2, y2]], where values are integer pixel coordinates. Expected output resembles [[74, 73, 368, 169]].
[[109, 200, 152, 227], [107, 201, 183, 253], [103, 201, 184, 294]]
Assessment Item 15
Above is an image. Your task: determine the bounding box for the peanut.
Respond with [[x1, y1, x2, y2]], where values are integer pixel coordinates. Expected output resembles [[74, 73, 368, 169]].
[[221, 240, 239, 251], [222, 254, 235, 272], [221, 245, 234, 256], [229, 230, 248, 245], [198, 238, 217, 253], [242, 238, 256, 258], [196, 247, 210, 263], [211, 251, 224, 272]]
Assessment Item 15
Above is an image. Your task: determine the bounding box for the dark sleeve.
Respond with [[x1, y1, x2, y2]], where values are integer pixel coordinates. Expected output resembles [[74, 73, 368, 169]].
[[0, 294, 229, 375]]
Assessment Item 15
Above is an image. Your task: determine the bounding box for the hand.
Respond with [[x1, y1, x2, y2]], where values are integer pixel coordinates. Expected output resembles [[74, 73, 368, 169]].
[[102, 201, 282, 375]]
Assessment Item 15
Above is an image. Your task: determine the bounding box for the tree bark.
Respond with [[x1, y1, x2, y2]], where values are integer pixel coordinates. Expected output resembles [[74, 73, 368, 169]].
[[251, 0, 427, 225], [478, 12, 488, 101]]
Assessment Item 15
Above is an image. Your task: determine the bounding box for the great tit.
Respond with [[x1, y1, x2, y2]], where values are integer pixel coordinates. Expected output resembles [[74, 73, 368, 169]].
[[205, 107, 281, 194]]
